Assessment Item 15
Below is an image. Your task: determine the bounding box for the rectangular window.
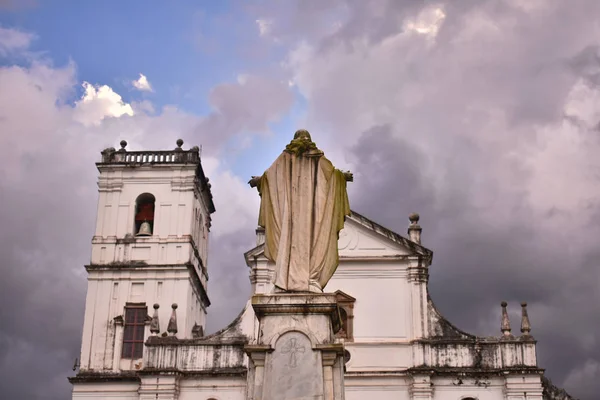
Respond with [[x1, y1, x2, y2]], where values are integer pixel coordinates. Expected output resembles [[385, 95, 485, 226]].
[[122, 304, 147, 359]]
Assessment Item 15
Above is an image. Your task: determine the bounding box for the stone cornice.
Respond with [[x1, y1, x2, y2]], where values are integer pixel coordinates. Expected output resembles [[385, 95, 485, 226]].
[[68, 371, 140, 384], [251, 293, 339, 316], [140, 367, 247, 378], [407, 366, 545, 376], [146, 336, 248, 346], [92, 235, 195, 245]]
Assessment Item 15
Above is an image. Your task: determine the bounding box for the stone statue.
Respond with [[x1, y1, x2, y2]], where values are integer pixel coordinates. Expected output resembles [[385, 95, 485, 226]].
[[249, 129, 353, 293]]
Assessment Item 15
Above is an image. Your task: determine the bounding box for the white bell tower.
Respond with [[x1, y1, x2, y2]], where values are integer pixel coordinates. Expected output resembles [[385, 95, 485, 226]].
[[77, 139, 215, 373]]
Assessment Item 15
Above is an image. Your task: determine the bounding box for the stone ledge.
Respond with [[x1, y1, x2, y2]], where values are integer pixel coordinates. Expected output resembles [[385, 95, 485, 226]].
[[252, 293, 338, 309], [140, 367, 247, 378], [412, 336, 537, 345], [251, 293, 339, 316], [252, 293, 342, 333], [407, 366, 545, 376], [244, 344, 273, 354], [146, 336, 247, 346], [68, 372, 139, 384], [315, 343, 345, 355]]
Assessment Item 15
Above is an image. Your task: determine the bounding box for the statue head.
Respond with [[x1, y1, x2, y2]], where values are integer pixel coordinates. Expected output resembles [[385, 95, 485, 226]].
[[286, 129, 320, 156], [293, 129, 312, 142]]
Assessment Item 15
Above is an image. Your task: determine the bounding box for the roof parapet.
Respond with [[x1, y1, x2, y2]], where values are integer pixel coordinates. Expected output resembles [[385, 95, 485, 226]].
[[99, 139, 201, 165]]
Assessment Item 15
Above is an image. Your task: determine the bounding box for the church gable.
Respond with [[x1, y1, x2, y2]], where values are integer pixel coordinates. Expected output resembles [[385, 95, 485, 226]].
[[244, 210, 433, 263], [339, 211, 432, 259]]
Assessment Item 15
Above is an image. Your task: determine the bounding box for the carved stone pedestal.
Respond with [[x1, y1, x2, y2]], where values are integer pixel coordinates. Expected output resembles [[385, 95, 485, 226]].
[[246, 293, 345, 400]]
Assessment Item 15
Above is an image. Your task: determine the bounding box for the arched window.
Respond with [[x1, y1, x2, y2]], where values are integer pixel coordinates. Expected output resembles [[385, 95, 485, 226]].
[[135, 193, 155, 236]]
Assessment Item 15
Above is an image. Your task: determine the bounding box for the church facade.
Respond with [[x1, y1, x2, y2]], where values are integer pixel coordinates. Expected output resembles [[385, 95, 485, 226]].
[[69, 141, 573, 400]]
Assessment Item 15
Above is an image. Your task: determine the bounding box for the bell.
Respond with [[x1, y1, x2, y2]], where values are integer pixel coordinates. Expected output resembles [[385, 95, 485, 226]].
[[137, 221, 152, 236]]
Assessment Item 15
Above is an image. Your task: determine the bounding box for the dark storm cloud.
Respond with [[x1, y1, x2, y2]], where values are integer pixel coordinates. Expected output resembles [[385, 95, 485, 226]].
[[248, 0, 600, 398], [0, 146, 96, 400], [348, 122, 599, 399], [204, 229, 255, 332]]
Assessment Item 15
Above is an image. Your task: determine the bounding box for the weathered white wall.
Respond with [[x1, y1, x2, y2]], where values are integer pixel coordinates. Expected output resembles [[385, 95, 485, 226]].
[[72, 382, 139, 399], [72, 376, 539, 400], [78, 162, 211, 374], [238, 215, 543, 400], [92, 164, 210, 272], [328, 267, 411, 340], [344, 377, 411, 400], [178, 377, 246, 400], [431, 377, 506, 400], [79, 267, 205, 371], [74, 191, 545, 400]]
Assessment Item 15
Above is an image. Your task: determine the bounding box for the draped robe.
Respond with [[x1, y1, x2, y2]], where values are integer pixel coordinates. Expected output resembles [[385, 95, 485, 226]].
[[257, 149, 350, 292]]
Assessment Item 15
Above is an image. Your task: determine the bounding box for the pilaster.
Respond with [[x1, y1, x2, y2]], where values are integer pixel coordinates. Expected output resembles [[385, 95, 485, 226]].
[[409, 373, 433, 400], [244, 345, 271, 400], [407, 256, 429, 339], [504, 374, 543, 400], [138, 373, 181, 400]]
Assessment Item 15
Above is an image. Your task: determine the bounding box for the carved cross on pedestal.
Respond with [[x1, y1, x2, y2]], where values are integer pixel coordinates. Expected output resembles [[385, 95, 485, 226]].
[[281, 337, 305, 368]]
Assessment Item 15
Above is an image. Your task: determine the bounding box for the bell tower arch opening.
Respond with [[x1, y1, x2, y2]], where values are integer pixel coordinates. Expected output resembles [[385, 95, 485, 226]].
[[134, 193, 155, 236]]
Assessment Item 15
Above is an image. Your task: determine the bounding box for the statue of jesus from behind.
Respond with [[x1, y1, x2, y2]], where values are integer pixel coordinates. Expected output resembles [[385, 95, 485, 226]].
[[249, 129, 353, 293]]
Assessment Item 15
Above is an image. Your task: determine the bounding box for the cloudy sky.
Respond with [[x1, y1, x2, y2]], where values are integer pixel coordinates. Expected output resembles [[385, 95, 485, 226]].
[[0, 0, 599, 399]]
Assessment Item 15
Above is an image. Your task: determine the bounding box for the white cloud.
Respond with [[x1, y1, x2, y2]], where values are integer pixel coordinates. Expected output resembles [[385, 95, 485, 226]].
[[132, 73, 153, 92], [73, 82, 134, 127], [236, 74, 248, 85], [256, 19, 272, 36], [0, 25, 35, 56], [402, 5, 446, 40], [0, 62, 75, 181]]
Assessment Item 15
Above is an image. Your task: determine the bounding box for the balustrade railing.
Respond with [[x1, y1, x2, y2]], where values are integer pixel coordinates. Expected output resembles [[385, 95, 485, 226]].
[[99, 143, 201, 164]]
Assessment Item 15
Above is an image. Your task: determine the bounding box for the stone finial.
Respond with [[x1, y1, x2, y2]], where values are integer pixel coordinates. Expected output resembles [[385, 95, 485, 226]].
[[520, 302, 532, 336], [118, 140, 127, 152], [501, 301, 512, 336], [408, 213, 422, 244], [175, 138, 184, 151], [150, 303, 160, 335], [167, 303, 178, 335]]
